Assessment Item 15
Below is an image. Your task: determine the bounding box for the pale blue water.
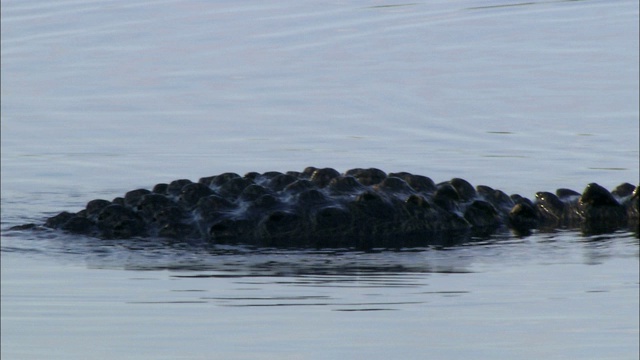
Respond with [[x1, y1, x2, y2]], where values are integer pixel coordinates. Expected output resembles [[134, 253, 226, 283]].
[[1, 0, 639, 359]]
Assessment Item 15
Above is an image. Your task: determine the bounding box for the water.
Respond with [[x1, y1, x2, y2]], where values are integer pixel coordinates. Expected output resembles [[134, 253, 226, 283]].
[[1, 0, 638, 359]]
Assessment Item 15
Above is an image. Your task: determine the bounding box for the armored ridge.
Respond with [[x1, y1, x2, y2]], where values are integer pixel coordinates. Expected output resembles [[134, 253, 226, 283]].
[[17, 167, 639, 249]]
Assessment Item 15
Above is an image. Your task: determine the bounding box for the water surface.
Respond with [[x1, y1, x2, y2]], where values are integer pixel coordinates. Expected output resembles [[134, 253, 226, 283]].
[[1, 0, 638, 359]]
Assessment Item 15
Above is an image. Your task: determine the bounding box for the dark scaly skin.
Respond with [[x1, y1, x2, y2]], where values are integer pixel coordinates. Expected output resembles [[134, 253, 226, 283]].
[[12, 167, 639, 249]]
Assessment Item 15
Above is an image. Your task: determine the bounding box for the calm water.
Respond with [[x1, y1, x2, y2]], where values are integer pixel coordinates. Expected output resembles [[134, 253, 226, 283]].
[[1, 0, 639, 359]]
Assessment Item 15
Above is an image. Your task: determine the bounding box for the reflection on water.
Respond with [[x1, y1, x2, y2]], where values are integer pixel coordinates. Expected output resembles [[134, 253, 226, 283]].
[[5, 228, 628, 313], [3, 223, 637, 275], [2, 225, 638, 358], [3, 212, 638, 315]]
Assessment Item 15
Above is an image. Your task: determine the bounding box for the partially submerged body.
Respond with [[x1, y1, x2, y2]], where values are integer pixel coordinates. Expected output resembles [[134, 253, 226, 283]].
[[14, 167, 639, 249]]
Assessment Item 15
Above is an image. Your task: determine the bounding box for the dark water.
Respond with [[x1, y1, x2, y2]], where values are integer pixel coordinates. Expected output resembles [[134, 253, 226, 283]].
[[1, 0, 638, 359]]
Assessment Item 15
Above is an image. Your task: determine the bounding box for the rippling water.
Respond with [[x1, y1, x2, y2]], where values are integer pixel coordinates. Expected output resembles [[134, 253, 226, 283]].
[[2, 229, 639, 359], [1, 0, 638, 359]]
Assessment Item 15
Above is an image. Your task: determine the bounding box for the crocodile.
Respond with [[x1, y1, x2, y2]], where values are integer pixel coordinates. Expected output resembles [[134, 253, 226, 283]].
[[13, 167, 639, 249]]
